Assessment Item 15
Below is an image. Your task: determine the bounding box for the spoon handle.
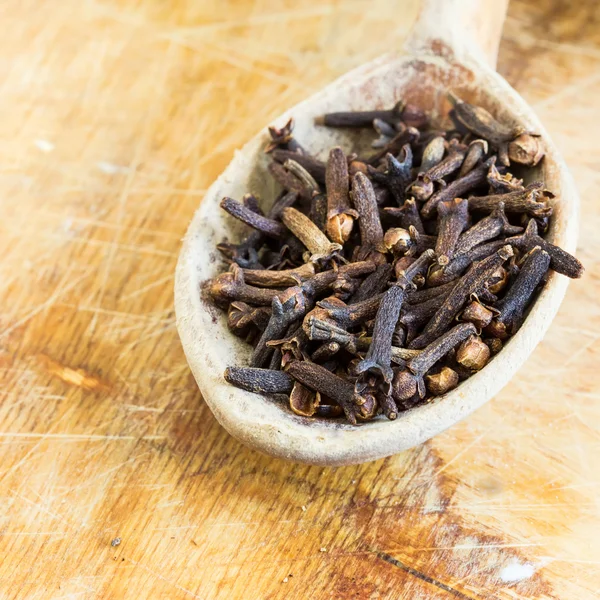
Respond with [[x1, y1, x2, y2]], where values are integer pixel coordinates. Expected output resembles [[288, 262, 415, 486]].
[[407, 0, 510, 70]]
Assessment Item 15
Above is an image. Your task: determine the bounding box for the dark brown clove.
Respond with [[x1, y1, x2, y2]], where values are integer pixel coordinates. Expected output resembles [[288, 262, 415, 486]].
[[281, 207, 342, 262], [409, 139, 468, 201], [368, 126, 419, 166], [265, 118, 303, 154], [419, 135, 446, 173], [285, 361, 359, 424], [487, 163, 524, 193], [427, 239, 508, 287], [252, 287, 307, 367], [460, 300, 494, 330], [384, 198, 425, 234], [220, 197, 288, 239], [315, 103, 404, 128], [508, 133, 544, 166], [406, 280, 457, 304], [487, 245, 551, 338], [272, 149, 326, 183], [421, 157, 494, 218], [392, 322, 477, 403], [241, 263, 316, 287], [454, 202, 521, 256], [325, 147, 358, 244], [209, 265, 282, 307], [456, 335, 490, 371], [355, 250, 435, 384], [269, 161, 314, 202], [435, 198, 469, 265], [368, 146, 413, 203], [468, 182, 553, 219], [377, 391, 399, 420], [349, 263, 393, 305], [227, 301, 271, 342], [317, 293, 383, 329], [224, 366, 294, 394], [408, 322, 477, 375], [410, 245, 513, 348], [506, 219, 583, 278], [458, 139, 488, 177], [289, 382, 321, 416], [384, 226, 436, 258], [484, 338, 503, 355], [301, 261, 376, 298], [426, 367, 459, 395], [351, 172, 385, 254], [448, 92, 523, 165], [398, 291, 453, 343]]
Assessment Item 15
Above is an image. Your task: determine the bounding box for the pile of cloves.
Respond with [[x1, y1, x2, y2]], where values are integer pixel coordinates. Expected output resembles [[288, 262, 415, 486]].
[[208, 93, 583, 425]]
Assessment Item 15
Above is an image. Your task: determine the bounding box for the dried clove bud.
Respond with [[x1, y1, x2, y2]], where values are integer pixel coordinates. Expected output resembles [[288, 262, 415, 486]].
[[285, 361, 359, 424], [448, 92, 523, 165], [220, 197, 288, 239], [508, 133, 544, 166], [224, 367, 294, 394], [458, 139, 488, 177], [368, 146, 413, 203], [316, 103, 404, 128], [265, 118, 303, 154], [289, 382, 320, 417], [409, 139, 468, 201], [410, 245, 513, 348], [484, 338, 503, 355], [456, 335, 490, 371], [269, 161, 314, 202], [349, 263, 393, 305], [393, 322, 477, 403], [272, 149, 326, 183], [454, 202, 521, 256], [384, 198, 425, 235], [241, 263, 316, 287], [487, 266, 509, 294], [351, 172, 386, 256], [460, 300, 494, 330], [435, 198, 469, 265], [426, 367, 459, 395], [227, 301, 271, 342], [252, 287, 307, 367], [355, 250, 435, 384], [419, 135, 446, 173], [427, 239, 508, 287], [468, 182, 553, 219], [209, 265, 281, 307], [326, 147, 358, 244], [506, 219, 583, 278], [421, 157, 494, 218], [487, 163, 524, 193], [281, 207, 342, 262], [487, 245, 551, 338]]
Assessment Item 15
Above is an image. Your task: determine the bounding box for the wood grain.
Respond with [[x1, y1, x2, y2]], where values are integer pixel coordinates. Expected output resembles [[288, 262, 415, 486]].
[[0, 0, 598, 598]]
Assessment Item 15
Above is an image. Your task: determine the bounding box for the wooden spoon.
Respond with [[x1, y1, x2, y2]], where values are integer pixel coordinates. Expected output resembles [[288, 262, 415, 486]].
[[174, 0, 579, 465]]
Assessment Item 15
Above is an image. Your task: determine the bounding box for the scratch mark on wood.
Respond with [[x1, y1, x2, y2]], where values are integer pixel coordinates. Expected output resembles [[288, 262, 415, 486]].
[[377, 552, 479, 600]]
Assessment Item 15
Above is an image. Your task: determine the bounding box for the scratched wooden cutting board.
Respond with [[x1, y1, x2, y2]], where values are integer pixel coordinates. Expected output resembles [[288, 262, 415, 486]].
[[0, 1, 599, 598]]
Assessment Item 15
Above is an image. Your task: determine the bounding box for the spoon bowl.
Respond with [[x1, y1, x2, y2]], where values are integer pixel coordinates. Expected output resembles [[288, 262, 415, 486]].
[[174, 0, 579, 465]]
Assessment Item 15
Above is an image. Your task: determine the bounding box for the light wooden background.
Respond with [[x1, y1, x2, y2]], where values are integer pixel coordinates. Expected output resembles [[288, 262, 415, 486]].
[[0, 1, 599, 598]]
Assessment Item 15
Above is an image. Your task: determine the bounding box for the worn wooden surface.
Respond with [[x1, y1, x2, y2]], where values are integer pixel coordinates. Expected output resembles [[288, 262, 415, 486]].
[[0, 1, 598, 598]]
